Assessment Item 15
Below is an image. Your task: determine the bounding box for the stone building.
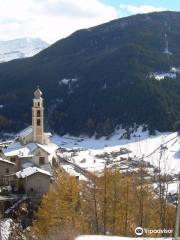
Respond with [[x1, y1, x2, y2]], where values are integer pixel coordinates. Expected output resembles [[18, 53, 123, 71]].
[[2, 88, 58, 168], [0, 158, 15, 175], [16, 167, 52, 194]]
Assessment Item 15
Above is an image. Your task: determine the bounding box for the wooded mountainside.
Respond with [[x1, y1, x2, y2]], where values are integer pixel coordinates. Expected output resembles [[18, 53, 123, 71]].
[[0, 11, 180, 136]]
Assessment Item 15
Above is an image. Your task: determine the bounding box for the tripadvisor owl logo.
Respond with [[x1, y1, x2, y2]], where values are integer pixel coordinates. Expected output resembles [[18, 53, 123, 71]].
[[135, 227, 173, 236], [135, 227, 143, 236]]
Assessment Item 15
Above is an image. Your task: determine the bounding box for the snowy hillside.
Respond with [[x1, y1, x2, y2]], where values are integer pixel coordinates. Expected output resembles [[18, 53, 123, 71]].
[[0, 37, 49, 62], [52, 128, 180, 175], [52, 127, 180, 196]]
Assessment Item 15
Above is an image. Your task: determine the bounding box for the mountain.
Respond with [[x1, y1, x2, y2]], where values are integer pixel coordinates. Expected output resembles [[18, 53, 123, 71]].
[[0, 38, 49, 62], [0, 11, 180, 135]]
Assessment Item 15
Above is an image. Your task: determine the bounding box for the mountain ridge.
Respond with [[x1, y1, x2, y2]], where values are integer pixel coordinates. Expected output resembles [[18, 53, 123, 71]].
[[0, 37, 49, 63], [0, 11, 179, 136]]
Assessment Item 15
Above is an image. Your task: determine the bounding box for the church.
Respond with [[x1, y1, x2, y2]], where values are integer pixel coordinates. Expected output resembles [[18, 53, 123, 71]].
[[19, 87, 50, 145], [2, 88, 58, 169]]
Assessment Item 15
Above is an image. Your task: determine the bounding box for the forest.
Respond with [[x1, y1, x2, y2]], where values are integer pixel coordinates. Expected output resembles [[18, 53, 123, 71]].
[[10, 166, 176, 239]]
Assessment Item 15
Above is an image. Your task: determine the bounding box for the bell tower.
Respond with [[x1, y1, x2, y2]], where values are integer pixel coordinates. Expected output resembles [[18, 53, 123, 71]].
[[32, 87, 44, 144]]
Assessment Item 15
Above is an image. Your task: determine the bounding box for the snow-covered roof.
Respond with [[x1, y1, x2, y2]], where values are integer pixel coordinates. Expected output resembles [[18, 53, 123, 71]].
[[3, 139, 58, 158], [0, 158, 15, 165], [37, 143, 58, 155], [16, 166, 51, 178], [17, 125, 32, 138], [45, 132, 52, 137], [3, 142, 37, 157]]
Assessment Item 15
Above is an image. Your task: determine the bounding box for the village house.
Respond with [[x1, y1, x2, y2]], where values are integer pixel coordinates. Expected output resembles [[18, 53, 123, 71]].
[[0, 158, 15, 176], [16, 167, 52, 194], [0, 158, 16, 185]]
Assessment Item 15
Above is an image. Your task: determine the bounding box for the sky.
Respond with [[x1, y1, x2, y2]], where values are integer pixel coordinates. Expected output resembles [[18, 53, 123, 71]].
[[0, 0, 178, 44]]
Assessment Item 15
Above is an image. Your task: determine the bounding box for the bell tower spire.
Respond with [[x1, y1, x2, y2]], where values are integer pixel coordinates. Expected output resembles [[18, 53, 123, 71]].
[[32, 87, 44, 144]]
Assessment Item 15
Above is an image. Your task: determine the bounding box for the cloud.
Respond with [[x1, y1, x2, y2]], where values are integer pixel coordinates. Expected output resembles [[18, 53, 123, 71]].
[[119, 4, 166, 15], [0, 0, 118, 43], [32, 0, 117, 18]]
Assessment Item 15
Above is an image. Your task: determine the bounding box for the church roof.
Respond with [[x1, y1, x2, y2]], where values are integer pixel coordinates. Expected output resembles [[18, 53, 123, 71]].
[[37, 143, 58, 155], [17, 126, 32, 138], [3, 141, 58, 158], [34, 87, 43, 99], [3, 142, 37, 157]]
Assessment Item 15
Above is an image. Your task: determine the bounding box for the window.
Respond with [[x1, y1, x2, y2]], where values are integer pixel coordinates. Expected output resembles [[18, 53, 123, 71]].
[[5, 168, 9, 174], [39, 157, 45, 165], [37, 102, 40, 107], [10, 157, 16, 162], [37, 110, 41, 117], [37, 119, 41, 126]]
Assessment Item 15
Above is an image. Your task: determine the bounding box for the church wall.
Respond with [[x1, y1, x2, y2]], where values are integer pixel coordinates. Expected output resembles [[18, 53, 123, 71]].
[[20, 132, 33, 145], [32, 148, 49, 166]]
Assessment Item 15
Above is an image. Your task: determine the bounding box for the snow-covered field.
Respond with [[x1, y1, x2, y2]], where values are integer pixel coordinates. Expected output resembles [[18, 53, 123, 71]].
[[51, 128, 180, 195], [52, 128, 180, 175]]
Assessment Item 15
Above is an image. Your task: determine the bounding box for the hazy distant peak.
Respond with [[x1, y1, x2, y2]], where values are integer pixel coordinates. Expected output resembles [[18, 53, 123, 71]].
[[0, 37, 49, 63]]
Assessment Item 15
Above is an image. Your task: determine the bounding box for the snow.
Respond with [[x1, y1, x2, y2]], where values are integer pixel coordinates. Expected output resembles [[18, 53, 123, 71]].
[[3, 142, 37, 157], [16, 166, 51, 178], [0, 219, 12, 240], [44, 132, 52, 137], [51, 128, 180, 175], [37, 142, 58, 155], [17, 126, 32, 138], [59, 78, 78, 85], [3, 141, 58, 158], [76, 236, 173, 240], [0, 37, 49, 63], [167, 181, 179, 195], [153, 181, 179, 196], [150, 72, 176, 80], [60, 78, 71, 85], [62, 165, 87, 181], [164, 33, 172, 55], [171, 66, 180, 73]]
